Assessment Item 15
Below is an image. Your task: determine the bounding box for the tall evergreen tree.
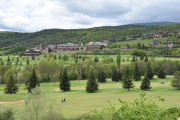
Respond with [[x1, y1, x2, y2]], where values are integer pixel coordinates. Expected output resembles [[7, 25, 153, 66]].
[[140, 75, 152, 90], [122, 67, 135, 91], [26, 59, 29, 65], [139, 55, 144, 60], [59, 68, 71, 91], [7, 56, 10, 62], [117, 70, 122, 81], [147, 62, 154, 79], [17, 57, 19, 62], [97, 71, 101, 82], [26, 69, 39, 93], [59, 55, 61, 59], [94, 56, 99, 62], [32, 55, 35, 60], [131, 56, 136, 62], [54, 55, 56, 59], [4, 75, 19, 94], [178, 65, 180, 71], [116, 51, 121, 70], [137, 43, 141, 49], [112, 69, 119, 81], [142, 43, 145, 49], [157, 69, 166, 79], [144, 56, 148, 62], [99, 71, 106, 82], [133, 64, 141, 81], [86, 70, 98, 93]]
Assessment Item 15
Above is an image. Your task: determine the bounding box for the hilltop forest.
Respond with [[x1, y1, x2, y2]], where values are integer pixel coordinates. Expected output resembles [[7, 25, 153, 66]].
[[1, 23, 180, 50]]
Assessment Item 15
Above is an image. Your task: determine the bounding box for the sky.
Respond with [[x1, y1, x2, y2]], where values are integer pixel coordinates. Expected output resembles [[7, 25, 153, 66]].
[[0, 0, 180, 32]]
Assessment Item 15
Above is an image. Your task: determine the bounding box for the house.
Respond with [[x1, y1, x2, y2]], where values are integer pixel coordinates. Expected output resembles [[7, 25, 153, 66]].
[[57, 43, 78, 51], [86, 41, 101, 50], [101, 40, 110, 46], [168, 41, 180, 47], [25, 48, 42, 54], [149, 40, 162, 45]]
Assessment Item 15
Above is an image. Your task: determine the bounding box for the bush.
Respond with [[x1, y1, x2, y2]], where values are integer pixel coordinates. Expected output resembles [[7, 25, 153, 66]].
[[131, 48, 146, 56], [0, 105, 14, 120]]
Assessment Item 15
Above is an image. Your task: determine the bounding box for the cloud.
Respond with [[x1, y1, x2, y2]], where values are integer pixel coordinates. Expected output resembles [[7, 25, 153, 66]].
[[0, 0, 180, 32]]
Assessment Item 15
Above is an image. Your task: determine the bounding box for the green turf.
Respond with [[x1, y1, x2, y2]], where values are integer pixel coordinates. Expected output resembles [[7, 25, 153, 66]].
[[0, 75, 180, 118]]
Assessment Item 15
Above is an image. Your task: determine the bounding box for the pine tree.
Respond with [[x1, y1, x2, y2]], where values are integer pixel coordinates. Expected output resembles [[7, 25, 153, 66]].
[[4, 75, 19, 94], [86, 70, 98, 93], [139, 55, 144, 60], [178, 65, 180, 71], [7, 56, 10, 62], [59, 68, 71, 91], [144, 56, 148, 62], [116, 51, 121, 70], [117, 70, 122, 81], [99, 71, 106, 82], [142, 43, 145, 49], [112, 69, 119, 82], [133, 64, 141, 81], [54, 55, 56, 59], [59, 55, 61, 59], [157, 69, 166, 79], [38, 58, 39, 60], [17, 57, 19, 62], [131, 56, 136, 62], [137, 43, 141, 49], [26, 59, 29, 65], [140, 75, 152, 90], [97, 71, 101, 82], [122, 67, 135, 91], [26, 69, 39, 93], [75, 59, 78, 63], [32, 55, 35, 60], [94, 56, 99, 62], [146, 62, 154, 79]]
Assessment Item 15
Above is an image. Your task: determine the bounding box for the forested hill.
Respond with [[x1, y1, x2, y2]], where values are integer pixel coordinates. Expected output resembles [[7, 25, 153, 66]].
[[132, 21, 179, 26], [1, 23, 180, 50]]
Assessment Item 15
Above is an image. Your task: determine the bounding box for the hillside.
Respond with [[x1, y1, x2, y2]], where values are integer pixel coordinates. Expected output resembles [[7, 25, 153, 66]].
[[1, 23, 180, 50], [132, 21, 179, 26]]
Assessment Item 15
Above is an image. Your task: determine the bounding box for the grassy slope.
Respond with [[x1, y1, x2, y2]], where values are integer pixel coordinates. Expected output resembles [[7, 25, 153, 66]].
[[0, 76, 180, 118]]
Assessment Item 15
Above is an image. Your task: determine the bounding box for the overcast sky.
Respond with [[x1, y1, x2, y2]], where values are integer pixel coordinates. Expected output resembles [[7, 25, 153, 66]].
[[0, 0, 180, 32]]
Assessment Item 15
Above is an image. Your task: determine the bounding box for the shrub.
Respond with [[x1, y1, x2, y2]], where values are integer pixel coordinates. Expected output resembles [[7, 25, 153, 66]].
[[0, 105, 14, 120]]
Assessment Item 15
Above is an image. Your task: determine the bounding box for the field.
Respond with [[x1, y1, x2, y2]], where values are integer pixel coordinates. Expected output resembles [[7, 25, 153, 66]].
[[115, 39, 167, 47], [0, 54, 179, 70], [0, 75, 180, 118]]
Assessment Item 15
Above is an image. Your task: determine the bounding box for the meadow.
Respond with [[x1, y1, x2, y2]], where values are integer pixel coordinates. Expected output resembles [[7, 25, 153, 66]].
[[0, 75, 179, 118]]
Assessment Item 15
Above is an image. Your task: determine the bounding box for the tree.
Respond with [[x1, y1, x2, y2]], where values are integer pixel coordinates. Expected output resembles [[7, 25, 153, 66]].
[[26, 59, 30, 65], [44, 54, 47, 59], [116, 51, 121, 70], [32, 55, 35, 60], [133, 64, 141, 81], [146, 62, 154, 79], [58, 55, 61, 59], [59, 68, 71, 91], [48, 48, 52, 53], [117, 70, 122, 81], [98, 71, 106, 82], [54, 55, 56, 59], [94, 56, 99, 62], [144, 56, 148, 62], [139, 55, 144, 60], [26, 69, 39, 93], [82, 56, 85, 61], [4, 69, 16, 84], [4, 75, 19, 94], [62, 55, 69, 63], [171, 71, 180, 90], [7, 56, 10, 62], [112, 69, 119, 82], [17, 57, 19, 62], [142, 43, 145, 49], [131, 56, 136, 62], [122, 67, 135, 91], [86, 70, 98, 93], [137, 43, 141, 49], [0, 65, 9, 84], [157, 69, 166, 79], [178, 65, 180, 71], [140, 75, 152, 90]]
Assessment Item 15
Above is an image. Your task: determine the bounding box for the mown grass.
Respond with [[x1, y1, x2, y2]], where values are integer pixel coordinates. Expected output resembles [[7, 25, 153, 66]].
[[1, 75, 180, 118]]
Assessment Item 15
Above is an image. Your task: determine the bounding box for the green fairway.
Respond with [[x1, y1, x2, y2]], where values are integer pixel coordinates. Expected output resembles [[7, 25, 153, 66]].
[[0, 75, 180, 118]]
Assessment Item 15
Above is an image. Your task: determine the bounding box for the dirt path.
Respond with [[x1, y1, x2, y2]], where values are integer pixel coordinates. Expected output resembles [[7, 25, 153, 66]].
[[0, 100, 24, 104]]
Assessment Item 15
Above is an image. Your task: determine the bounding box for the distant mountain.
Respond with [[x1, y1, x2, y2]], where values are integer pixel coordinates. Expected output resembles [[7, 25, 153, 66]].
[[0, 31, 16, 33], [131, 21, 179, 26]]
